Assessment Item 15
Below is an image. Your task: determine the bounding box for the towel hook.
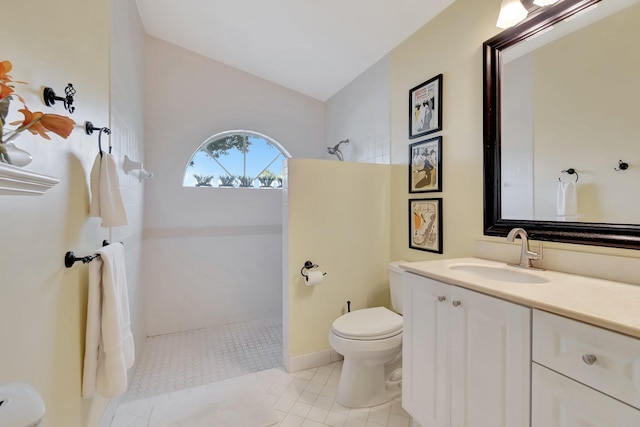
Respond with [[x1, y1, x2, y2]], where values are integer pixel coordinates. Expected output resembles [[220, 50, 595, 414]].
[[559, 168, 579, 182], [85, 121, 112, 157], [614, 160, 629, 171]]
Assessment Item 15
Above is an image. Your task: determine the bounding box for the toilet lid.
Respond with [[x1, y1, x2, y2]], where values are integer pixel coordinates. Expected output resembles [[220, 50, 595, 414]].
[[331, 307, 402, 340]]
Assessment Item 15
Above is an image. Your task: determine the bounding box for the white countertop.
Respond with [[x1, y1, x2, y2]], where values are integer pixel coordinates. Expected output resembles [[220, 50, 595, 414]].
[[401, 257, 640, 339]]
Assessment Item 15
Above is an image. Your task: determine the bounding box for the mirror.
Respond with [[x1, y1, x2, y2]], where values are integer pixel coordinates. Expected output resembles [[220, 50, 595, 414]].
[[483, 0, 640, 249]]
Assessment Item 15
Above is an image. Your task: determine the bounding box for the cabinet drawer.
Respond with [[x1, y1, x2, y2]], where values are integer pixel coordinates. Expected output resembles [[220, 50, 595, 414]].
[[532, 363, 640, 426], [533, 309, 640, 409]]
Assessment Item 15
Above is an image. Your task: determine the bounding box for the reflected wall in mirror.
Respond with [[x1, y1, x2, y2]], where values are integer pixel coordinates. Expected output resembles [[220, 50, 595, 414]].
[[483, 0, 640, 249]]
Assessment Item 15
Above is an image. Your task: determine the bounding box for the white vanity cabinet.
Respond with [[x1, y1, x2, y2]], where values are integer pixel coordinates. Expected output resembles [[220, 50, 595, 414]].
[[402, 272, 531, 427], [531, 310, 640, 426]]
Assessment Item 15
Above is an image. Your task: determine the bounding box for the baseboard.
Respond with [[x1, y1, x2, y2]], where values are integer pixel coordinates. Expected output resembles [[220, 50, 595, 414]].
[[287, 349, 343, 373]]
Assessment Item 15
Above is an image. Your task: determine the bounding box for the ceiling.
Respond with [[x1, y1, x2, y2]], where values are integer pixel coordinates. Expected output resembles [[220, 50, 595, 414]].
[[135, 0, 455, 101]]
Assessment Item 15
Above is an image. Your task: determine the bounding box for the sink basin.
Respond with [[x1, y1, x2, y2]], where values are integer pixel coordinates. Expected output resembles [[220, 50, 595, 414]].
[[449, 264, 550, 284]]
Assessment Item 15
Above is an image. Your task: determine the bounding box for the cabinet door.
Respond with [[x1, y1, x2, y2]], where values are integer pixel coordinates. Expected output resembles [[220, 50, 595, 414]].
[[402, 272, 450, 427], [450, 287, 530, 427], [532, 363, 640, 426]]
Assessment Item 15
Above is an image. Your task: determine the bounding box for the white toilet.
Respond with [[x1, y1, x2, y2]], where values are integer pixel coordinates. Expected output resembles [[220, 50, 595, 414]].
[[329, 262, 404, 408]]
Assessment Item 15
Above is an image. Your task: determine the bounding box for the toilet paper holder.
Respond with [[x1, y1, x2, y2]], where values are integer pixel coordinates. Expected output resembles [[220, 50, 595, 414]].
[[300, 260, 327, 280]]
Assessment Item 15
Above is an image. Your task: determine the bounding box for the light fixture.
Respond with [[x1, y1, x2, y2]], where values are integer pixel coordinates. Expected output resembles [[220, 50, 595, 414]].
[[533, 0, 560, 6], [496, 0, 528, 28]]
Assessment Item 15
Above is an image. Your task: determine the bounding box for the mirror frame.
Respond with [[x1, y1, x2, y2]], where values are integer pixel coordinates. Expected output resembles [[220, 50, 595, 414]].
[[483, 0, 640, 250]]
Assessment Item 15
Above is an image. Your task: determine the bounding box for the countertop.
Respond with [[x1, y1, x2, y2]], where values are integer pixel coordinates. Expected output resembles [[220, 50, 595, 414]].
[[401, 257, 640, 339]]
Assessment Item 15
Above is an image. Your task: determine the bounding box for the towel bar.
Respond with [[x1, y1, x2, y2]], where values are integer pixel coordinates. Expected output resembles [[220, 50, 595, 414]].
[[64, 240, 114, 268]]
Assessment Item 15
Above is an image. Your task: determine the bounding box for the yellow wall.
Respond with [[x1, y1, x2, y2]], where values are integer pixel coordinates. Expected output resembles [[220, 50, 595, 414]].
[[0, 1, 146, 426], [389, 0, 640, 265], [285, 159, 390, 357], [389, 0, 500, 262], [532, 3, 640, 222]]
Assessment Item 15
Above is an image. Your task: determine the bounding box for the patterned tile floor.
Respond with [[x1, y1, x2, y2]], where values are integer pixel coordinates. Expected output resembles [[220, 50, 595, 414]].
[[124, 316, 282, 402], [112, 317, 416, 426], [111, 362, 416, 427]]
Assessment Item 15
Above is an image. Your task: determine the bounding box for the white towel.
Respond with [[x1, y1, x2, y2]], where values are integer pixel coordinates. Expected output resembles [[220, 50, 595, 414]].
[[557, 181, 578, 217], [82, 243, 135, 398], [90, 152, 128, 227]]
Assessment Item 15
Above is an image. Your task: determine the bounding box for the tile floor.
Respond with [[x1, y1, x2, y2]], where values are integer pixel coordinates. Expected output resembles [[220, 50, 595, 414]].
[[111, 361, 415, 427], [124, 316, 282, 402], [111, 317, 415, 426]]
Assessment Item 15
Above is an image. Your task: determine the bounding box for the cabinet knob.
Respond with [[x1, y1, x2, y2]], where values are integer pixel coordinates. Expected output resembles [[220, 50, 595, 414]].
[[437, 296, 446, 302], [452, 300, 462, 307], [582, 354, 597, 365]]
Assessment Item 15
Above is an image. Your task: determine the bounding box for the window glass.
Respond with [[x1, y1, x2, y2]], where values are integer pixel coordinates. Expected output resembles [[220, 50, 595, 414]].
[[183, 131, 289, 188]]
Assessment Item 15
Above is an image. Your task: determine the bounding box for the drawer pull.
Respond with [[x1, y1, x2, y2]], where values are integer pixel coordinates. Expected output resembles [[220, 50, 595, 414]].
[[452, 300, 462, 307], [582, 354, 597, 365], [437, 296, 446, 302]]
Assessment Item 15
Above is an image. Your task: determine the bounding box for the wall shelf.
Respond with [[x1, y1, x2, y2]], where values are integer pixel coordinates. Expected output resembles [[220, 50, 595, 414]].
[[0, 163, 60, 195]]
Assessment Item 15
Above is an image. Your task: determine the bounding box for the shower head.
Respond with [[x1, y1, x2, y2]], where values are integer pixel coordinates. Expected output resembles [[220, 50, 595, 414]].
[[327, 139, 349, 161]]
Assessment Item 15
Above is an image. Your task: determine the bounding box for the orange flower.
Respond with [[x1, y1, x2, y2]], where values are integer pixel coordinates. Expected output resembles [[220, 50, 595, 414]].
[[10, 107, 76, 140], [41, 113, 76, 138], [0, 60, 14, 99]]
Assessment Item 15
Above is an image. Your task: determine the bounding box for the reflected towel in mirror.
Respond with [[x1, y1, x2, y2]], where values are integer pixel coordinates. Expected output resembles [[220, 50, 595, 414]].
[[557, 181, 578, 217]]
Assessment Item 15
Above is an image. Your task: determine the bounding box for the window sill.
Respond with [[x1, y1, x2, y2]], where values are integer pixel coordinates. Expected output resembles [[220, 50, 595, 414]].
[[0, 163, 60, 195]]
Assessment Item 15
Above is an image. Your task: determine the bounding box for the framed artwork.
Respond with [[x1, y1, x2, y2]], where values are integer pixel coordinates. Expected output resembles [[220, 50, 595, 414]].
[[409, 136, 442, 193], [409, 74, 443, 139], [409, 198, 443, 253]]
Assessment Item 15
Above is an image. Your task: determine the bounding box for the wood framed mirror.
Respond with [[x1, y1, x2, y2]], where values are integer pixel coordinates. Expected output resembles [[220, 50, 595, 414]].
[[483, 0, 640, 249]]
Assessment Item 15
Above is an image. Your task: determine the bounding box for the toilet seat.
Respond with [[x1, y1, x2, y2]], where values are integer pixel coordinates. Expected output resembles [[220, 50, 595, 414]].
[[331, 307, 402, 340]]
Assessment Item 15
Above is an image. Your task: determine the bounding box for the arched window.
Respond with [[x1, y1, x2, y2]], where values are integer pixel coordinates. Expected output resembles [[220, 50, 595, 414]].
[[183, 130, 290, 188]]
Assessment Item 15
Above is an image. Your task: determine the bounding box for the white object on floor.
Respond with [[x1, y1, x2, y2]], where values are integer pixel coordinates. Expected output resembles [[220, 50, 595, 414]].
[[89, 152, 128, 227], [0, 382, 45, 427], [328, 262, 405, 408], [83, 243, 134, 398]]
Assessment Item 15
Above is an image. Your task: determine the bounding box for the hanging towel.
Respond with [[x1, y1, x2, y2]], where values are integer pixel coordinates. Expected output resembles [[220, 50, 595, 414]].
[[557, 180, 578, 217], [89, 152, 128, 227], [82, 243, 135, 398]]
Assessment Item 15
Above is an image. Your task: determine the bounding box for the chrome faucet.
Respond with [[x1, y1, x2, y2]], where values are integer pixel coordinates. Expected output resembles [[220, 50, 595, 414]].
[[506, 228, 543, 269]]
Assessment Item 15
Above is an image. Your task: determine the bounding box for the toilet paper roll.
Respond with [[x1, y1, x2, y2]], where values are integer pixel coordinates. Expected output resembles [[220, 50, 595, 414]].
[[305, 270, 324, 286]]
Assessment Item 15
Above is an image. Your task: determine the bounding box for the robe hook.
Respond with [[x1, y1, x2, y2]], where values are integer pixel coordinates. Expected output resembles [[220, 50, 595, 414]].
[[43, 83, 76, 113]]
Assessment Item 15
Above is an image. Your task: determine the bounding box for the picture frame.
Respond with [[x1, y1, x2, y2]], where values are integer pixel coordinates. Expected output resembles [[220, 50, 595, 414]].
[[409, 198, 443, 253], [409, 136, 442, 193], [409, 74, 443, 139]]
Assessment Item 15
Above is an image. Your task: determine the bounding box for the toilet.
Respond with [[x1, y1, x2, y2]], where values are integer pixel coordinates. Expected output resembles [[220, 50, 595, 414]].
[[329, 262, 404, 408]]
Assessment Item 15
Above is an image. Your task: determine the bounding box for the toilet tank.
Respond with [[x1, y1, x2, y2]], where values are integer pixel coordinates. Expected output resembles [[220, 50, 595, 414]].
[[388, 261, 405, 314]]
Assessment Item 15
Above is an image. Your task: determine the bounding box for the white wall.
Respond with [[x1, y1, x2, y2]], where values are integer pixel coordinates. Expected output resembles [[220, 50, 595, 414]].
[[325, 56, 390, 164], [142, 37, 325, 335], [0, 0, 146, 426]]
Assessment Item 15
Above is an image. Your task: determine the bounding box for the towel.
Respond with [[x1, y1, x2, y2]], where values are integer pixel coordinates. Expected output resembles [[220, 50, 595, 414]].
[[90, 152, 128, 227], [557, 181, 578, 217], [82, 243, 135, 398]]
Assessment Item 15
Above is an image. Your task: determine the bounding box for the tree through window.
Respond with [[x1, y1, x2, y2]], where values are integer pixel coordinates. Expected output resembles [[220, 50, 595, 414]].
[[183, 130, 290, 188]]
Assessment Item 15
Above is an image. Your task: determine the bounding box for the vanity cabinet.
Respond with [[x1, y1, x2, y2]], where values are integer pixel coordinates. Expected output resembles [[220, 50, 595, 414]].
[[402, 272, 531, 427], [531, 310, 640, 426]]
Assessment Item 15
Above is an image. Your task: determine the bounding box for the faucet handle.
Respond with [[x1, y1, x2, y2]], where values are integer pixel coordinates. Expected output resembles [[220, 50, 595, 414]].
[[529, 241, 543, 261]]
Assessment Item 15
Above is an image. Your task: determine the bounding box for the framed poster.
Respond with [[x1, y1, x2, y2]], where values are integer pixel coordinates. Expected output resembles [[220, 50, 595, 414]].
[[409, 136, 442, 193], [409, 74, 443, 139], [409, 198, 443, 253]]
